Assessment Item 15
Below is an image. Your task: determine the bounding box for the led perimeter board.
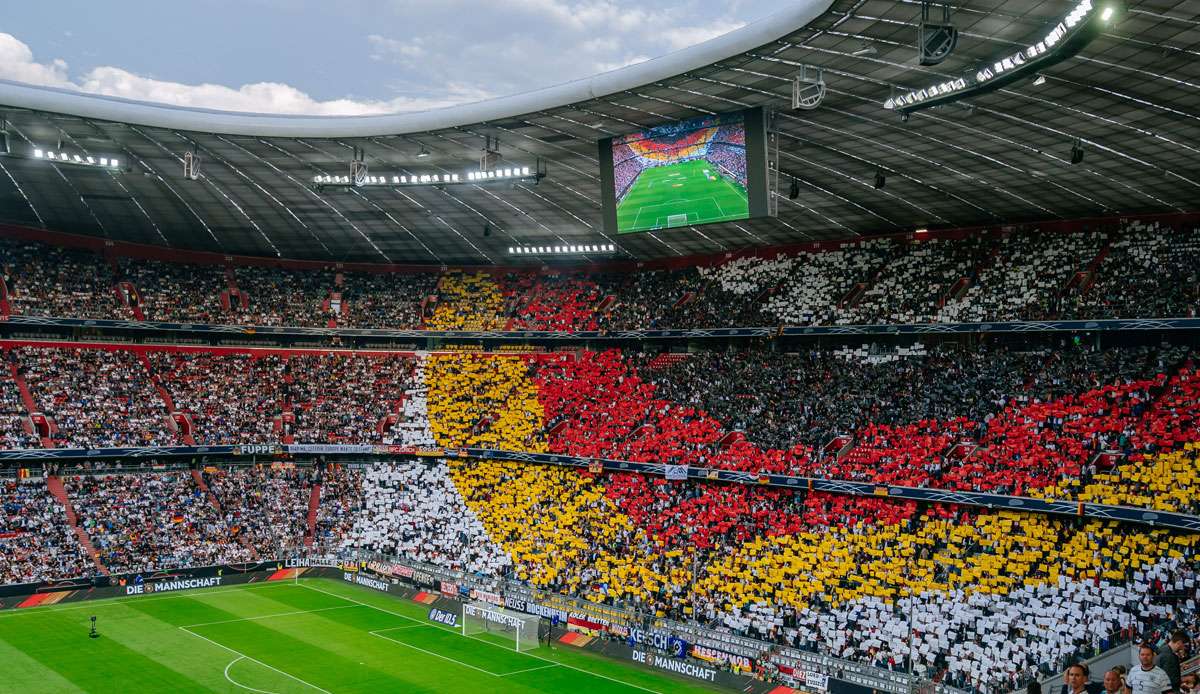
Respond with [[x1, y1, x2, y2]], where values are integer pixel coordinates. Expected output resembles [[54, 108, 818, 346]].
[[599, 107, 769, 235]]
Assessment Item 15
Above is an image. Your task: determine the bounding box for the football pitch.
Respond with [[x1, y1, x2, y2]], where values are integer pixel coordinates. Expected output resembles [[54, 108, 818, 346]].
[[616, 159, 748, 233], [0, 578, 724, 693]]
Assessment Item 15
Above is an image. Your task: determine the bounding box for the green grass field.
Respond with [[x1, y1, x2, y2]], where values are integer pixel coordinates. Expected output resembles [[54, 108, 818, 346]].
[[0, 578, 724, 693], [616, 158, 748, 234]]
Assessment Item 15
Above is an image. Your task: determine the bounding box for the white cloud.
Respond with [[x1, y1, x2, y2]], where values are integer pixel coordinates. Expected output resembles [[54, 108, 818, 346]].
[[0, 32, 486, 115], [0, 1, 765, 115]]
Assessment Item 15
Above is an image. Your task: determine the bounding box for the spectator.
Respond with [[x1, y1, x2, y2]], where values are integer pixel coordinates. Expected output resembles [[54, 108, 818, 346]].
[[1127, 643, 1173, 694], [1061, 663, 1101, 694], [1105, 669, 1128, 694], [1157, 630, 1189, 692]]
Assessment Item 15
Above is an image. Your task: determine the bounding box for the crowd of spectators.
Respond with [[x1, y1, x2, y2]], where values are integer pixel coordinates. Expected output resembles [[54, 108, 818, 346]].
[[704, 142, 747, 188], [1062, 221, 1200, 319], [66, 472, 254, 574], [426, 272, 508, 330], [418, 351, 1200, 690], [4, 222, 1197, 331], [344, 460, 511, 575], [311, 464, 362, 553], [228, 266, 329, 327], [939, 230, 1104, 323], [743, 238, 901, 326], [1, 241, 121, 319], [116, 257, 226, 323], [336, 271, 436, 329], [0, 478, 90, 584], [0, 357, 39, 448], [205, 465, 314, 557], [290, 354, 420, 443], [17, 347, 177, 448], [0, 339, 1194, 691], [149, 351, 291, 445]]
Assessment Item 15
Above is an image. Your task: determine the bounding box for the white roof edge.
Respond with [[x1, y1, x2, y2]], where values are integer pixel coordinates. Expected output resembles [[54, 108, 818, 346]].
[[0, 1, 832, 138]]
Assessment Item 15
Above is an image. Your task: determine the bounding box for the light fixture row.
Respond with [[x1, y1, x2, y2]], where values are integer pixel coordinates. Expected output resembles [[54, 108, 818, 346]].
[[508, 244, 616, 255], [33, 148, 120, 169], [312, 167, 533, 187]]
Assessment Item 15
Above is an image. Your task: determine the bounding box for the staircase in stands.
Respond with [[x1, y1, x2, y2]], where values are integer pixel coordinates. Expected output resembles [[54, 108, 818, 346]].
[[45, 476, 108, 575]]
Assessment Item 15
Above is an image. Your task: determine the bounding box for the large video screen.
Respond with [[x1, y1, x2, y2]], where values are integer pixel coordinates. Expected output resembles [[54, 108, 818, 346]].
[[599, 107, 768, 235]]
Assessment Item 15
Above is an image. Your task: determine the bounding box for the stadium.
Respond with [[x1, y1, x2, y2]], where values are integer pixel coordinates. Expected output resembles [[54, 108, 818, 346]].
[[0, 1, 1198, 693]]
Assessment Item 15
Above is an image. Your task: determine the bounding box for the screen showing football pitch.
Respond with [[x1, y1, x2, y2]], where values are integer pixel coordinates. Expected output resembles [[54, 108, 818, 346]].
[[599, 107, 769, 235]]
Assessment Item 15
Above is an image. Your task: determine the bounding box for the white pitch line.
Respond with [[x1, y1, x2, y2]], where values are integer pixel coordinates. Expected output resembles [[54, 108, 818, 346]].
[[301, 582, 662, 694], [369, 629, 502, 677], [182, 604, 361, 628], [223, 656, 282, 694], [297, 584, 427, 626], [179, 625, 332, 694], [500, 663, 562, 677]]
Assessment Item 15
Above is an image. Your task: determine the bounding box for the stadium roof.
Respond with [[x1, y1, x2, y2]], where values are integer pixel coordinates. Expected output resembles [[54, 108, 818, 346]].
[[0, 0, 1197, 265]]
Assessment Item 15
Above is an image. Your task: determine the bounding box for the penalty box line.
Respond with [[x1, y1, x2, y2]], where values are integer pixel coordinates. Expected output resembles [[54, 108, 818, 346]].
[[300, 582, 662, 693]]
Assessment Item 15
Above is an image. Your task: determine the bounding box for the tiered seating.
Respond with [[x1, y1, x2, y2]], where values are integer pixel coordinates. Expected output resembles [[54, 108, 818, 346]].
[[839, 236, 992, 324], [149, 351, 291, 445], [17, 347, 176, 448], [757, 239, 900, 326], [0, 360, 39, 448], [1063, 222, 1200, 319], [1, 241, 120, 319], [0, 479, 90, 584], [336, 271, 437, 329], [426, 354, 546, 451], [117, 258, 225, 323], [0, 221, 1195, 330], [344, 460, 510, 574], [290, 354, 419, 443], [693, 507, 1197, 690], [312, 465, 362, 553], [939, 230, 1104, 322], [205, 465, 313, 556], [66, 472, 253, 574], [504, 274, 602, 331], [597, 269, 706, 330], [229, 266, 328, 326], [427, 272, 506, 330]]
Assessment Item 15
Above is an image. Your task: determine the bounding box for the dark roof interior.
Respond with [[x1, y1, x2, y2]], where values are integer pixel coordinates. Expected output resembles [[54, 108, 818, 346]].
[[0, 0, 1196, 265]]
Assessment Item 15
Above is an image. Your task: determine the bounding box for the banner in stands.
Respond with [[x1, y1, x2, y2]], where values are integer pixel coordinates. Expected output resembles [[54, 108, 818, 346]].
[[0, 562, 284, 612], [469, 588, 503, 606], [627, 627, 688, 657], [8, 313, 1200, 343], [235, 444, 283, 456], [289, 444, 374, 454], [691, 643, 754, 670], [439, 581, 459, 597], [367, 561, 414, 579], [663, 464, 688, 481]]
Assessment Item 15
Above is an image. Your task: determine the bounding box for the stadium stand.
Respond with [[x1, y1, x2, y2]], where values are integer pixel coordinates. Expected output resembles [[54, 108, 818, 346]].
[[1, 224, 1199, 692], [66, 472, 255, 574], [204, 464, 313, 557], [0, 477, 91, 584], [0, 223, 1196, 332]]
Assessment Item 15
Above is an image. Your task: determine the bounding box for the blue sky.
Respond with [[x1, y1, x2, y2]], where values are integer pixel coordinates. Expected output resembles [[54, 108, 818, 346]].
[[2, 0, 782, 114]]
